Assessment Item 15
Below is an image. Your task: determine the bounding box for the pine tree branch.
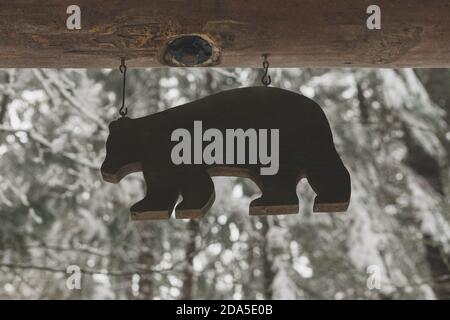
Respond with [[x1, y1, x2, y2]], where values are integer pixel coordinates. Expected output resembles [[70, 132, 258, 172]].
[[0, 125, 100, 170], [0, 262, 180, 277], [24, 243, 110, 258], [33, 69, 107, 130]]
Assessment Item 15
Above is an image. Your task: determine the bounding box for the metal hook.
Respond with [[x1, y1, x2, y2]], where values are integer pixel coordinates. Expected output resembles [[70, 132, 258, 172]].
[[119, 58, 128, 117], [261, 54, 271, 87]]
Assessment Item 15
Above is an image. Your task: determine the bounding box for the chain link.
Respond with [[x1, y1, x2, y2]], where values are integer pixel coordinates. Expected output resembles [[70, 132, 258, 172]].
[[261, 54, 271, 87], [119, 58, 128, 117]]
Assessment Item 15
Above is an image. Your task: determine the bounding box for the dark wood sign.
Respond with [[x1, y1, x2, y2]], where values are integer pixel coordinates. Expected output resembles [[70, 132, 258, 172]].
[[101, 87, 351, 220]]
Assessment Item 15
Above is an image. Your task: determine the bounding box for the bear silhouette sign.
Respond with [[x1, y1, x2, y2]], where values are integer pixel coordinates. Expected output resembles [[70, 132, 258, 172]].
[[101, 87, 351, 220]]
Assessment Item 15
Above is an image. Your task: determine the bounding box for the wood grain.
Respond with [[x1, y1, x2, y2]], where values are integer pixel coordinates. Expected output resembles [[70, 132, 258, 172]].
[[0, 1, 449, 68]]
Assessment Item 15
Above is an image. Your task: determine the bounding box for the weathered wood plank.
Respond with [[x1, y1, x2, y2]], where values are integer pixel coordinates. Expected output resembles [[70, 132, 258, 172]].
[[0, 0, 449, 68]]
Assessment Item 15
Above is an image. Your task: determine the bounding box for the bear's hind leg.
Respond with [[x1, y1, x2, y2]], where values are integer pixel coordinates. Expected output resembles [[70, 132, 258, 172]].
[[249, 171, 299, 216], [131, 170, 180, 220], [175, 170, 215, 219], [306, 164, 351, 212]]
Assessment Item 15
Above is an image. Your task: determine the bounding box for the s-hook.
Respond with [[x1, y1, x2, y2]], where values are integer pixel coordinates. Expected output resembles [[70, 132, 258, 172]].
[[118, 58, 128, 117], [261, 54, 271, 87]]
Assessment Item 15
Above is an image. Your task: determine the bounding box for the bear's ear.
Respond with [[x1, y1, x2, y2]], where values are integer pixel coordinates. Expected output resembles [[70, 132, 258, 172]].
[[108, 118, 132, 133]]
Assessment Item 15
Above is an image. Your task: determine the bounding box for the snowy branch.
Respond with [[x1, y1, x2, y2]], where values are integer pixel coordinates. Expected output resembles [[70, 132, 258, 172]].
[[0, 125, 100, 170], [33, 69, 107, 130], [0, 262, 171, 277]]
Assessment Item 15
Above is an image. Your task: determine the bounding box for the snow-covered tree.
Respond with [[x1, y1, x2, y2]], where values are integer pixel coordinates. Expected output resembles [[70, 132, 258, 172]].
[[0, 67, 448, 299]]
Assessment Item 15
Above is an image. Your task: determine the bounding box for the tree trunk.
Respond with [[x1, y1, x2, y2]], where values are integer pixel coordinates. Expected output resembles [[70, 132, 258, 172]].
[[181, 220, 199, 299], [261, 217, 275, 299], [135, 225, 157, 299], [423, 235, 450, 299], [0, 72, 10, 124]]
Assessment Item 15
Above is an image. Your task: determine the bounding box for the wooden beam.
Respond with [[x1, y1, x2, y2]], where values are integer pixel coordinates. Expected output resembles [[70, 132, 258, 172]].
[[0, 0, 449, 68]]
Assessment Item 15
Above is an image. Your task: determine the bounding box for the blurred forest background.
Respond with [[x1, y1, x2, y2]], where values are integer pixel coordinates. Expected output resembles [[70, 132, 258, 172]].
[[0, 67, 449, 299]]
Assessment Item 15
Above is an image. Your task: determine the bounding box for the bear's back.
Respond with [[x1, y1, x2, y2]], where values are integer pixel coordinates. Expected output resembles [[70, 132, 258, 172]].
[[134, 87, 326, 134]]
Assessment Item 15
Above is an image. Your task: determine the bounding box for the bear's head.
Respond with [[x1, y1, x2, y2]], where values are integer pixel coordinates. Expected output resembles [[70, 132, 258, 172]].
[[101, 118, 142, 183]]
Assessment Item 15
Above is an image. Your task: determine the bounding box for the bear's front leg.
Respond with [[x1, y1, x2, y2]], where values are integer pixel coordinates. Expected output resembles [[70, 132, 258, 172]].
[[249, 169, 299, 216], [306, 163, 351, 212], [130, 167, 181, 220], [175, 169, 215, 219]]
